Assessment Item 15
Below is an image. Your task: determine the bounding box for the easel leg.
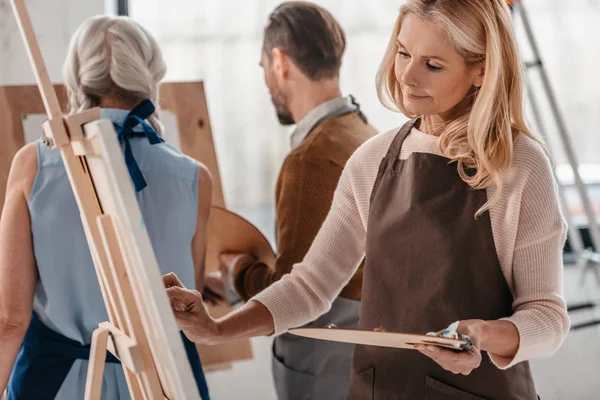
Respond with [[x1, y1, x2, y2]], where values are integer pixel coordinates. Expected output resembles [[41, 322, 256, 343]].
[[85, 327, 110, 400]]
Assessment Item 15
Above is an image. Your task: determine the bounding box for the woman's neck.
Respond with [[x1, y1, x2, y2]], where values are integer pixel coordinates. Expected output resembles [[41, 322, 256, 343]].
[[421, 93, 475, 136], [419, 115, 445, 136], [99, 96, 136, 110]]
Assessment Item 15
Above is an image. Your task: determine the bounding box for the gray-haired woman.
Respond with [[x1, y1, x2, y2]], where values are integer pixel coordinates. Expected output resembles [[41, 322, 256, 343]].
[[0, 16, 211, 400]]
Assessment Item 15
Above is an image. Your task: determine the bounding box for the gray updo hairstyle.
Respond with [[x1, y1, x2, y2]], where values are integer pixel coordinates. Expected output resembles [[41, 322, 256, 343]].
[[63, 15, 166, 134]]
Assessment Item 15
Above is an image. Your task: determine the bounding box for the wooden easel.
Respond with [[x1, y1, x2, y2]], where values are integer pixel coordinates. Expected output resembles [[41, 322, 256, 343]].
[[9, 0, 200, 398], [0, 81, 259, 370]]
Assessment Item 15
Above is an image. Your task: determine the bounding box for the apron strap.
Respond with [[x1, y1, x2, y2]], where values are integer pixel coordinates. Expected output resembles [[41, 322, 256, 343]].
[[369, 118, 420, 208], [384, 118, 420, 166]]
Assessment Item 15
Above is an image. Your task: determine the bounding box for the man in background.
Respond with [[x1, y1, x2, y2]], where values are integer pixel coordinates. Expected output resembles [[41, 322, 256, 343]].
[[206, 2, 377, 399]]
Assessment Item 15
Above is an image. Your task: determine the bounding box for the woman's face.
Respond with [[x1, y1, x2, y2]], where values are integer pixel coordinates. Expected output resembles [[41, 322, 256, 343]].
[[394, 13, 483, 121]]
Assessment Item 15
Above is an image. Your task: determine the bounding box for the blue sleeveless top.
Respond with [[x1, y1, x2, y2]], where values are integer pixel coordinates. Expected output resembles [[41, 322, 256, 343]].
[[25, 108, 203, 399]]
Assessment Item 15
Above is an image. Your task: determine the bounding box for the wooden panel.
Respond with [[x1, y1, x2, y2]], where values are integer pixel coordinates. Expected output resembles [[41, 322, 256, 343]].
[[159, 82, 225, 208], [0, 84, 67, 210]]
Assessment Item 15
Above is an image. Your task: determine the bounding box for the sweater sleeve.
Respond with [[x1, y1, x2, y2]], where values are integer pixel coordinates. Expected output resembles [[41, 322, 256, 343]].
[[489, 148, 570, 369], [252, 152, 368, 335], [232, 154, 344, 301]]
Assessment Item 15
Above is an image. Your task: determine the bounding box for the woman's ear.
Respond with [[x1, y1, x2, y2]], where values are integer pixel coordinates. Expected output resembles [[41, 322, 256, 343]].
[[473, 62, 485, 88]]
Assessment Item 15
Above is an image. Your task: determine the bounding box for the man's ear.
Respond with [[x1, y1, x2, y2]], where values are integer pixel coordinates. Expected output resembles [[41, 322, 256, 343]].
[[271, 47, 289, 79]]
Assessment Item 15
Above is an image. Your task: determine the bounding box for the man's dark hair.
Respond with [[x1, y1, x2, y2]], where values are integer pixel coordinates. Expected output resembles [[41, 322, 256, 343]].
[[263, 2, 346, 80]]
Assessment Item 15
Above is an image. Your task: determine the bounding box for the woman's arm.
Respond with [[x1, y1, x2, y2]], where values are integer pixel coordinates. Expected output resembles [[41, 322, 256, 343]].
[[192, 164, 212, 291], [472, 319, 519, 358], [491, 146, 569, 369], [0, 144, 39, 392], [165, 149, 370, 343], [163, 272, 274, 344]]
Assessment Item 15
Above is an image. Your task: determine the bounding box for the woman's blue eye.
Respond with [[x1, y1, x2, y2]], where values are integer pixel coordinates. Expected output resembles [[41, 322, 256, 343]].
[[398, 51, 410, 58], [427, 63, 443, 71]]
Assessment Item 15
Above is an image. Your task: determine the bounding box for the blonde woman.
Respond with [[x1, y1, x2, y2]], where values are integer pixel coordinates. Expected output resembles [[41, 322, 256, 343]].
[[0, 16, 211, 399], [165, 0, 569, 398]]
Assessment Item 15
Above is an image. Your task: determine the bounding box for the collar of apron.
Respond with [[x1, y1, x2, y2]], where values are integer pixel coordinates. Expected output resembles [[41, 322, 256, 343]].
[[112, 99, 164, 192], [386, 118, 420, 164], [308, 94, 369, 133], [384, 118, 479, 178], [292, 94, 369, 149]]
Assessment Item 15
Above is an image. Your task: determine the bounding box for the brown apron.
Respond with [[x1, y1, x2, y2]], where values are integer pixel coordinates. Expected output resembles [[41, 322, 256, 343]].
[[346, 119, 538, 400]]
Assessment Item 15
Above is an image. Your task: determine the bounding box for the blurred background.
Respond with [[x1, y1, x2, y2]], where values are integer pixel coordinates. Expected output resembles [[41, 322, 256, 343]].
[[1, 0, 600, 398]]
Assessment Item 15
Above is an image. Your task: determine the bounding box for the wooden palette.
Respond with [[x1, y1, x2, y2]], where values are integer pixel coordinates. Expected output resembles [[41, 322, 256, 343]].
[[289, 327, 470, 350], [205, 206, 276, 273]]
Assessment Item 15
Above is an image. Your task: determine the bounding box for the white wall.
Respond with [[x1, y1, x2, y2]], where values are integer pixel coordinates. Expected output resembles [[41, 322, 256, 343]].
[[0, 0, 104, 85], [513, 1, 600, 167], [129, 0, 403, 221], [129, 0, 600, 222]]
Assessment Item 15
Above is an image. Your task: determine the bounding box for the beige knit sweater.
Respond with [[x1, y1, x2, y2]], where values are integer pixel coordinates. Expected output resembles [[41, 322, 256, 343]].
[[254, 126, 570, 370]]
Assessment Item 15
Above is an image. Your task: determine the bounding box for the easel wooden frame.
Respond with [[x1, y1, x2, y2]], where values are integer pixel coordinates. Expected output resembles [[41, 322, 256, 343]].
[[9, 0, 201, 398], [0, 82, 256, 370], [1, 86, 258, 372]]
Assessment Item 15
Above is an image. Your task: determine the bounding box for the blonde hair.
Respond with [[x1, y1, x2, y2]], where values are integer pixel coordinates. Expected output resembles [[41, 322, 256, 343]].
[[377, 0, 545, 215], [63, 16, 166, 134]]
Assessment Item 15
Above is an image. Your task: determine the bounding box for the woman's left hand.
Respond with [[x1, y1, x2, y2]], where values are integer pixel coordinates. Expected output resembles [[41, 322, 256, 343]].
[[415, 320, 484, 376]]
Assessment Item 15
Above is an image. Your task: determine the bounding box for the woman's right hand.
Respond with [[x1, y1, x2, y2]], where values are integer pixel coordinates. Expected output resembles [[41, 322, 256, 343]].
[[163, 272, 222, 345]]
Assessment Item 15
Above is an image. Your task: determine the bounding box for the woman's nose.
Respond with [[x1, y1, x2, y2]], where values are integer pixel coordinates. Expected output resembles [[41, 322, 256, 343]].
[[399, 61, 419, 87]]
